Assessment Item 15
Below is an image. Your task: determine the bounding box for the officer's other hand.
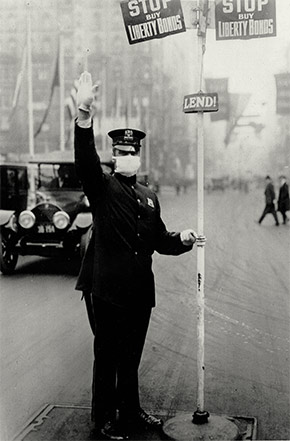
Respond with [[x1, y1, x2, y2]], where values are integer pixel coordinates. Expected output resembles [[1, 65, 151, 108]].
[[180, 229, 197, 246], [77, 71, 98, 113]]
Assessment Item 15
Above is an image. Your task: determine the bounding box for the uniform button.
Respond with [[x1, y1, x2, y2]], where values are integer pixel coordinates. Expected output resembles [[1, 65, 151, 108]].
[[138, 215, 141, 219], [131, 185, 135, 189], [137, 198, 141, 203], [135, 251, 138, 255], [137, 233, 140, 237]]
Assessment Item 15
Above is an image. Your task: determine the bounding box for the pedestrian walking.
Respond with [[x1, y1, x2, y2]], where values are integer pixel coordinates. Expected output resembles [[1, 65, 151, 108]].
[[74, 72, 198, 440], [258, 175, 279, 226], [277, 175, 290, 224], [172, 155, 182, 196]]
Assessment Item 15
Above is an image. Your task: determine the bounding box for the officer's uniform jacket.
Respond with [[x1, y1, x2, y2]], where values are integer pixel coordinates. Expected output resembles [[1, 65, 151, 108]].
[[74, 124, 192, 308]]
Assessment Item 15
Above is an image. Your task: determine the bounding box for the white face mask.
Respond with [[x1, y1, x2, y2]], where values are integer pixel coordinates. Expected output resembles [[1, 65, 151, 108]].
[[113, 155, 141, 177]]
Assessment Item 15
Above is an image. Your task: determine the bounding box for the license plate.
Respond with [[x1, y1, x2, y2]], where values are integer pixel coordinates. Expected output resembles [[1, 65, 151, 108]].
[[38, 224, 55, 233]]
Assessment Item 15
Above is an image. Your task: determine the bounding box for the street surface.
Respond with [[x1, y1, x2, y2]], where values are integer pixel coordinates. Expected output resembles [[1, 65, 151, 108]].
[[0, 186, 289, 441]]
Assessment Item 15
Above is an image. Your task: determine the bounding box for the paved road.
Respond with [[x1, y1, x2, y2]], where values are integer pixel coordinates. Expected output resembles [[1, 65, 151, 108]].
[[0, 186, 289, 440]]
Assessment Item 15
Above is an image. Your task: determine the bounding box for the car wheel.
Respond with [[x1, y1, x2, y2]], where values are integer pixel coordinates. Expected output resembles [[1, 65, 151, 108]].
[[0, 230, 19, 274]]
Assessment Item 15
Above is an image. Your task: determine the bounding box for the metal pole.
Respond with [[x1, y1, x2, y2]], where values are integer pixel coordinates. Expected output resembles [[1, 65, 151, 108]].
[[146, 106, 150, 175], [59, 33, 65, 152], [101, 60, 107, 151], [84, 48, 89, 71], [26, 3, 34, 158], [193, 0, 209, 424], [196, 39, 205, 415]]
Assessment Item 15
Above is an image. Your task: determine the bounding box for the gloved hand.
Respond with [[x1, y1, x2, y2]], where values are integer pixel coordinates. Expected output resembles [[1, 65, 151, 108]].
[[180, 229, 197, 246], [77, 71, 98, 113]]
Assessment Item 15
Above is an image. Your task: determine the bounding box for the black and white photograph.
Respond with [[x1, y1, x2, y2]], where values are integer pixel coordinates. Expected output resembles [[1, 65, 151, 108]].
[[0, 1, 289, 440]]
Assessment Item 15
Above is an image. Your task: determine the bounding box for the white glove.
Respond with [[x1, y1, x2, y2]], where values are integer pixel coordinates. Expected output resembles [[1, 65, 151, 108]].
[[180, 229, 197, 246], [77, 71, 98, 113]]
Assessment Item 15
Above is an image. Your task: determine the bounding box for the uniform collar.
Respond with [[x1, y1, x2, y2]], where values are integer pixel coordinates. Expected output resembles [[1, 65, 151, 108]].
[[114, 172, 137, 185]]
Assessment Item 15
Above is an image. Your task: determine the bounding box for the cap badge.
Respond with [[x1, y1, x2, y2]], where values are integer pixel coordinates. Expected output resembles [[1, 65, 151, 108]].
[[124, 129, 134, 141]]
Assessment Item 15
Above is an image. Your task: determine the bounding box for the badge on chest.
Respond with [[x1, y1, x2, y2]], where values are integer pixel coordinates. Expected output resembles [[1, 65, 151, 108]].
[[147, 197, 154, 208]]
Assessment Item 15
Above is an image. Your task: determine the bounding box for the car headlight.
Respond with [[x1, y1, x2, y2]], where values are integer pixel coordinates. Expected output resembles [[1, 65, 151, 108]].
[[52, 211, 70, 230], [19, 211, 36, 229]]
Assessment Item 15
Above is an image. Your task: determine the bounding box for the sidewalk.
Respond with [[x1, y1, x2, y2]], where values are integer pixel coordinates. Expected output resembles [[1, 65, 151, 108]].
[[13, 404, 257, 441]]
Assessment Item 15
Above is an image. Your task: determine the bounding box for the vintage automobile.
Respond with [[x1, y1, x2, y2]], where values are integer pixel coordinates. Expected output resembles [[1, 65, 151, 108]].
[[0, 151, 113, 274]]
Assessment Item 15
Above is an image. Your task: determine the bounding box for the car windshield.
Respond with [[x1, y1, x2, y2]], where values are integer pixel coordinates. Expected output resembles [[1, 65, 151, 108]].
[[38, 163, 82, 190]]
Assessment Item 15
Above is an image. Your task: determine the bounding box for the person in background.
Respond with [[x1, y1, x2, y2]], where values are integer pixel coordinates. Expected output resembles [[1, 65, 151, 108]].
[[258, 175, 279, 226], [74, 71, 199, 440], [277, 175, 290, 225], [50, 165, 71, 189]]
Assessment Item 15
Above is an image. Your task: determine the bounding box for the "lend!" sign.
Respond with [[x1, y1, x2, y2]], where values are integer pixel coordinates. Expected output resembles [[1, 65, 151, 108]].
[[183, 93, 219, 113]]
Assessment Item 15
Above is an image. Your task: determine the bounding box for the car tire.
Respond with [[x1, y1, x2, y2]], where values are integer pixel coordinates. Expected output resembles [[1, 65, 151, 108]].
[[0, 230, 19, 275]]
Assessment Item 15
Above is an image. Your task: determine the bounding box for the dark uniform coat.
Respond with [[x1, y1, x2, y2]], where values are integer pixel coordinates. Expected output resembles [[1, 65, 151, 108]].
[[264, 182, 276, 205], [74, 124, 192, 309], [278, 182, 290, 212]]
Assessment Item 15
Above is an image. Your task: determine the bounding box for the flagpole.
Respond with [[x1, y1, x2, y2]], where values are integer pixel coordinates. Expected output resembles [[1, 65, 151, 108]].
[[84, 48, 89, 71], [145, 104, 150, 175], [26, 3, 34, 158], [59, 33, 65, 151], [101, 59, 107, 150]]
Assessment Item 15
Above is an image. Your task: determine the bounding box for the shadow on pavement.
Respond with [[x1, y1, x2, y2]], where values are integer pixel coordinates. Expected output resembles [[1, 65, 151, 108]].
[[10, 256, 81, 276], [12, 404, 170, 441]]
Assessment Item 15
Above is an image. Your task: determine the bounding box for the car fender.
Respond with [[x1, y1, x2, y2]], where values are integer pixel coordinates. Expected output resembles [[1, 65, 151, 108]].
[[0, 210, 15, 227], [71, 212, 93, 230]]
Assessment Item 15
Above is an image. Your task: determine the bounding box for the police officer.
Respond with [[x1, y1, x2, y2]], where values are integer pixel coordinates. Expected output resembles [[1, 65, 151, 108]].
[[75, 72, 197, 440]]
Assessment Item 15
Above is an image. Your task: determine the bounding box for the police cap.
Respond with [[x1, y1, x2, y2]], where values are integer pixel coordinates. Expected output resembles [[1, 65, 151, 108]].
[[108, 128, 146, 152]]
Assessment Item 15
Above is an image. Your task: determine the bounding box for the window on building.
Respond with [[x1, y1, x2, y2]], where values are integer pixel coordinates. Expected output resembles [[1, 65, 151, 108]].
[[38, 69, 49, 81], [61, 15, 73, 32], [42, 13, 52, 30], [8, 38, 17, 52], [8, 14, 16, 31], [94, 11, 102, 27], [112, 36, 122, 53], [64, 38, 72, 56], [0, 115, 10, 131], [42, 38, 51, 55]]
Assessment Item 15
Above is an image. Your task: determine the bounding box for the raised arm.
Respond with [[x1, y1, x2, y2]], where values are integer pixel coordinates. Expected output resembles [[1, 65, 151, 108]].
[[74, 72, 104, 211]]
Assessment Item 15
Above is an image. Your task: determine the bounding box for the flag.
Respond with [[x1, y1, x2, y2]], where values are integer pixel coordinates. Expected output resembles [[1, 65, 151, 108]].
[[10, 46, 27, 120], [275, 73, 290, 115], [205, 78, 229, 121], [224, 93, 251, 145], [111, 86, 118, 118], [34, 42, 60, 138], [65, 79, 79, 121], [124, 99, 129, 127]]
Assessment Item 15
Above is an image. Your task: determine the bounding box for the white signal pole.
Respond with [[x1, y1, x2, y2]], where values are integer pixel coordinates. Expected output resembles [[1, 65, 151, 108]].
[[164, 2, 243, 438], [193, 0, 208, 421]]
